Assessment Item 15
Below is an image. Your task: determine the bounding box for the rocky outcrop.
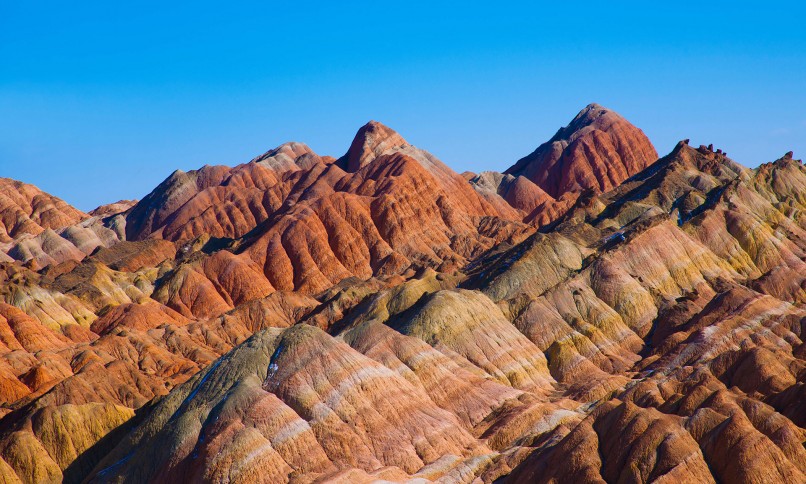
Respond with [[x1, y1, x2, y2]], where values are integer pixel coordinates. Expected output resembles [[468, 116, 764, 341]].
[[340, 120, 408, 172]]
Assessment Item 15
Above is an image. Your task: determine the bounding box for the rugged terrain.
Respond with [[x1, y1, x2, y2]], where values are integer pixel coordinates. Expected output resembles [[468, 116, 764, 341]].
[[0, 104, 803, 483]]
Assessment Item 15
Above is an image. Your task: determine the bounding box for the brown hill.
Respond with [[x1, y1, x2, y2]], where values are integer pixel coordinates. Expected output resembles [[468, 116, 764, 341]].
[[0, 178, 86, 243], [121, 122, 531, 316]]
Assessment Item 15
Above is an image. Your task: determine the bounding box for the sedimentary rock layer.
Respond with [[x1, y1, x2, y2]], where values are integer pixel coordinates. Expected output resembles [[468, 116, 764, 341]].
[[0, 107, 803, 483]]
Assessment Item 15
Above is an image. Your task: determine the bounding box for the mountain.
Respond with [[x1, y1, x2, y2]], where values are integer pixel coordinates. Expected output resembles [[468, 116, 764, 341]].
[[0, 179, 127, 269], [0, 178, 87, 242], [505, 103, 659, 197], [119, 121, 530, 317], [0, 107, 804, 483]]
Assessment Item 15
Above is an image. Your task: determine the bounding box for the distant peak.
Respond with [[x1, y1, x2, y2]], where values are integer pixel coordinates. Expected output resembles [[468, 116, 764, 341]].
[[505, 103, 658, 198], [344, 120, 408, 172], [361, 120, 393, 131], [246, 141, 326, 173], [252, 141, 313, 162], [576, 103, 609, 118], [559, 103, 626, 137], [579, 102, 607, 116], [771, 150, 802, 167]]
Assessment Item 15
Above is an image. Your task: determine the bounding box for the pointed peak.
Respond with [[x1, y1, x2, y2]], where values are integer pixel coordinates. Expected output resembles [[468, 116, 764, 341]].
[[770, 150, 802, 168], [353, 120, 402, 142], [505, 103, 658, 198], [557, 103, 628, 139], [670, 139, 692, 155], [574, 103, 610, 120], [579, 102, 607, 116], [360, 119, 394, 132], [344, 120, 408, 172]]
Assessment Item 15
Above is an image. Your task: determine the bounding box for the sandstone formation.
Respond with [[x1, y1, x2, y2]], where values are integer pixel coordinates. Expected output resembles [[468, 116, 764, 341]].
[[116, 121, 532, 314], [0, 179, 86, 243], [0, 107, 803, 483], [0, 180, 131, 270], [505, 103, 659, 197]]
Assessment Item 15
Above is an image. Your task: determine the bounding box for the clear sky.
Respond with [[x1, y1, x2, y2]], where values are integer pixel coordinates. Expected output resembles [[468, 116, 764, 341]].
[[1, 2, 804, 210]]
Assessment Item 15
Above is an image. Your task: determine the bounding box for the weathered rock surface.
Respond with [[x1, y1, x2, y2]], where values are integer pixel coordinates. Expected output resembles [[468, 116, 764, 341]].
[[0, 183, 129, 270], [116, 121, 532, 318]]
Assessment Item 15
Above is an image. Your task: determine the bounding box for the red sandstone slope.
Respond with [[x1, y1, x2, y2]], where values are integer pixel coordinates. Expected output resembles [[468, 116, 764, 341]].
[[505, 103, 659, 198], [123, 143, 328, 242], [125, 122, 524, 245]]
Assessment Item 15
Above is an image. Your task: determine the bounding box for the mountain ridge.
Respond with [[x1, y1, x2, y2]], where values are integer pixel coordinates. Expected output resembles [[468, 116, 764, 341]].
[[0, 105, 803, 483], [505, 103, 659, 197]]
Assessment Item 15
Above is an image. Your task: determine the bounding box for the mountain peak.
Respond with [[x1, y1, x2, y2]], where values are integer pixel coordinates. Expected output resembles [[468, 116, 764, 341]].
[[571, 103, 609, 122], [506, 104, 658, 198], [575, 102, 607, 120], [344, 120, 408, 172], [552, 103, 626, 141]]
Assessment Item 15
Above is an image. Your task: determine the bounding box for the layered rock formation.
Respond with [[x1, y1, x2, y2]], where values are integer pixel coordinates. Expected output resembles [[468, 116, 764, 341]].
[[505, 103, 658, 197], [0, 180, 130, 270], [0, 106, 803, 483], [0, 179, 87, 243], [116, 121, 532, 313]]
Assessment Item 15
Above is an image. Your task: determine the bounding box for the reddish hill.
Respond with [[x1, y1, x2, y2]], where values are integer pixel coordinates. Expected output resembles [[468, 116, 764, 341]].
[[0, 178, 87, 243], [0, 108, 803, 483], [0, 179, 127, 269], [124, 121, 532, 310], [506, 103, 659, 197]]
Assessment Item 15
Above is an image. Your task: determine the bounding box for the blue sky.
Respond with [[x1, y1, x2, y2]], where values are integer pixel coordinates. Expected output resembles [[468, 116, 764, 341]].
[[1, 2, 804, 210]]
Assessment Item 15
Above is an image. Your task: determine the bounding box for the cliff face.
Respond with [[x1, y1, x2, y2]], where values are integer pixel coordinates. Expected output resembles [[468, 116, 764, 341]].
[[0, 108, 804, 484]]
